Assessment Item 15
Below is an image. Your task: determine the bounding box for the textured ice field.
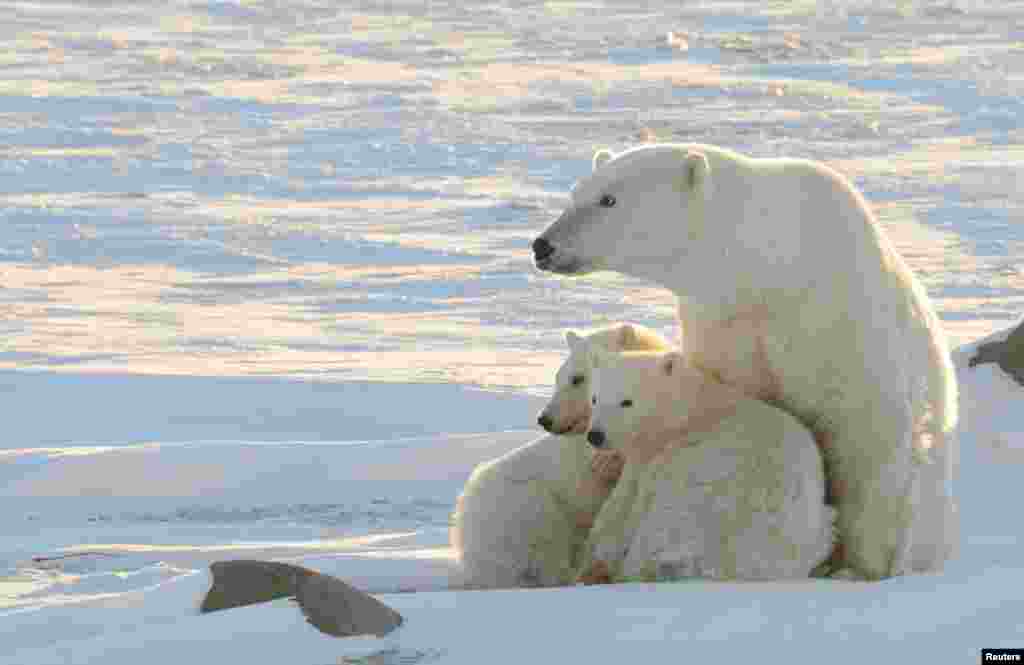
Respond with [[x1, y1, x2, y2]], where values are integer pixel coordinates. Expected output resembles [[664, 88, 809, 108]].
[[4, 0, 1024, 661], [4, 0, 1024, 387]]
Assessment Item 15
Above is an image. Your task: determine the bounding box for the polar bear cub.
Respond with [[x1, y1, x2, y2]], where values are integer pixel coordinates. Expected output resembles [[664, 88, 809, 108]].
[[576, 348, 834, 583], [451, 323, 669, 589]]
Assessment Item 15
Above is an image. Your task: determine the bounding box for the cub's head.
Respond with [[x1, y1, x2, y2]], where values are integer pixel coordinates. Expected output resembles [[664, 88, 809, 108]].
[[537, 323, 670, 435], [585, 348, 704, 463], [531, 144, 714, 277]]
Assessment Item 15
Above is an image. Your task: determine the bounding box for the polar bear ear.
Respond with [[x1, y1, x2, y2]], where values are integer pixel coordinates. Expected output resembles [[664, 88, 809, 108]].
[[592, 149, 614, 172], [565, 330, 584, 350], [661, 351, 685, 376], [683, 150, 712, 196], [617, 323, 636, 348], [588, 345, 610, 369]]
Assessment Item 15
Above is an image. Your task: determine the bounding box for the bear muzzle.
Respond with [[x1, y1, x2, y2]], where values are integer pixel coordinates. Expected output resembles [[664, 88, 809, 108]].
[[531, 234, 591, 275], [587, 429, 607, 448], [532, 236, 556, 263]]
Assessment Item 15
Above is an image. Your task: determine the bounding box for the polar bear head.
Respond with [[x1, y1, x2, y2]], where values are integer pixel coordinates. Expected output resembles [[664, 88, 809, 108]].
[[531, 143, 717, 279], [537, 323, 670, 435], [585, 348, 741, 464]]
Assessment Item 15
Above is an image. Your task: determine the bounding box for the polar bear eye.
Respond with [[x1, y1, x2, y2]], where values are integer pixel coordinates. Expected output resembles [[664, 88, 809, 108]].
[[599, 194, 616, 208], [571, 374, 585, 386], [591, 395, 597, 405], [620, 399, 633, 408]]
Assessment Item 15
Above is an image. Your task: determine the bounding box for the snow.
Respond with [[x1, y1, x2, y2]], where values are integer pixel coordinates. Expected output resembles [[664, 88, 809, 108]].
[[5, 0, 1024, 662], [8, 568, 1024, 665], [4, 343, 1024, 664]]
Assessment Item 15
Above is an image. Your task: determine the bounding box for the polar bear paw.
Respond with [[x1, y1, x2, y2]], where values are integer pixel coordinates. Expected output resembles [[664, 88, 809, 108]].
[[576, 559, 613, 585], [590, 450, 625, 486], [811, 541, 860, 579]]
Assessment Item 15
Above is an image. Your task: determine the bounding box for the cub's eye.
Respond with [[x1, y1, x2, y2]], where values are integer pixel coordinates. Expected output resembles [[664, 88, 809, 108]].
[[591, 395, 597, 405], [599, 194, 616, 208], [571, 375, 584, 386], [620, 399, 633, 408]]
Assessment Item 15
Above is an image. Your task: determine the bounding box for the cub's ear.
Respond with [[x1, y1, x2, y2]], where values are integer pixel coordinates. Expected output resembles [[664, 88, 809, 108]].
[[661, 351, 685, 376], [682, 150, 713, 199], [588, 345, 610, 369], [565, 330, 584, 350], [617, 323, 636, 348], [592, 149, 614, 171]]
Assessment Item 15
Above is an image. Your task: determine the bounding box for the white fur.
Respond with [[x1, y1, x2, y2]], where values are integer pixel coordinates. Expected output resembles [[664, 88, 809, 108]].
[[536, 143, 958, 578], [451, 323, 669, 589], [578, 349, 833, 582]]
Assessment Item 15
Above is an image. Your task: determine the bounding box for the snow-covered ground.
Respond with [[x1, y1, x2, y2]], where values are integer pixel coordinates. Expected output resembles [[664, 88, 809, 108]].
[[5, 352, 1024, 664], [4, 0, 1024, 662]]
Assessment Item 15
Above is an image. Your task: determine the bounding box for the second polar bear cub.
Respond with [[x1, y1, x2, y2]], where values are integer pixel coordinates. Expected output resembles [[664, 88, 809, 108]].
[[578, 348, 833, 583], [451, 323, 669, 590]]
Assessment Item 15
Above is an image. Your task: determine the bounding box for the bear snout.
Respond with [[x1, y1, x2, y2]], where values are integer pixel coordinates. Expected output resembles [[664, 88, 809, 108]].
[[587, 429, 607, 448], [532, 237, 555, 262], [537, 413, 554, 432]]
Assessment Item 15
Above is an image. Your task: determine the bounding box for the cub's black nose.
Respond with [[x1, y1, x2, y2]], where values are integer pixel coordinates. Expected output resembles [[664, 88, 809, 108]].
[[532, 237, 555, 261], [537, 414, 554, 431], [587, 429, 606, 448]]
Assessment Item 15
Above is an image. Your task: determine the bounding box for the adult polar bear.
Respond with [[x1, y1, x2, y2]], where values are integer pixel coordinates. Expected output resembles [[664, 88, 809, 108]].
[[532, 143, 958, 579]]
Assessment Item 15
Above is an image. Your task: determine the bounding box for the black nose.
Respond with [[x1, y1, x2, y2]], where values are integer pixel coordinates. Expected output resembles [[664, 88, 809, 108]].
[[538, 414, 553, 431], [587, 429, 606, 448], [532, 237, 555, 261]]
